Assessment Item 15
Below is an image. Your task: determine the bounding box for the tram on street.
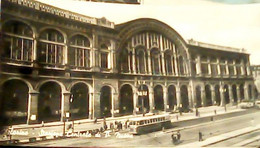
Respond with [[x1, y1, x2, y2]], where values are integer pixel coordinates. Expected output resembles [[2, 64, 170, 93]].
[[129, 114, 172, 135]]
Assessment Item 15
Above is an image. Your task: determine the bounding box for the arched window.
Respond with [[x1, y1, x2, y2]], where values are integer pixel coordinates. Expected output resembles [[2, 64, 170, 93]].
[[2, 21, 33, 62], [120, 49, 129, 73], [220, 58, 227, 76], [151, 48, 160, 74], [165, 50, 173, 75], [179, 56, 185, 75], [136, 48, 146, 74], [69, 35, 91, 68], [100, 44, 109, 69], [38, 29, 65, 65], [201, 56, 208, 75]]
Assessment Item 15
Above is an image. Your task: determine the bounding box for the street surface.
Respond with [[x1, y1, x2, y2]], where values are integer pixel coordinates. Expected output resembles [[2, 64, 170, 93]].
[[21, 110, 260, 147]]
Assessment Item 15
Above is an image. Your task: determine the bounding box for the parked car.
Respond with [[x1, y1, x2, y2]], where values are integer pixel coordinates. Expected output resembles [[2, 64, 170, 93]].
[[238, 100, 254, 109]]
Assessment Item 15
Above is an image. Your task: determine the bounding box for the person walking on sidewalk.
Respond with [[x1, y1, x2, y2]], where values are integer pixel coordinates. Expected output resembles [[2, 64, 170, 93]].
[[177, 130, 181, 141], [199, 131, 203, 141]]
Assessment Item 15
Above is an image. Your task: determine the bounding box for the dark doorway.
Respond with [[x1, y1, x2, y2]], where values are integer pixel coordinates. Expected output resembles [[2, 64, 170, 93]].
[[195, 86, 202, 107], [119, 84, 133, 115], [180, 85, 189, 111], [38, 82, 61, 122], [1, 80, 29, 125], [205, 85, 212, 106], [154, 85, 164, 111], [215, 85, 221, 105], [224, 85, 230, 104], [168, 85, 177, 110], [240, 84, 244, 100], [100, 86, 112, 118], [70, 83, 89, 120], [232, 85, 238, 103]]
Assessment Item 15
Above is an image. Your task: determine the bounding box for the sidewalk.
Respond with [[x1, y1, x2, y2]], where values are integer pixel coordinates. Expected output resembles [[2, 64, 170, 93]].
[[0, 105, 247, 144], [177, 124, 260, 147]]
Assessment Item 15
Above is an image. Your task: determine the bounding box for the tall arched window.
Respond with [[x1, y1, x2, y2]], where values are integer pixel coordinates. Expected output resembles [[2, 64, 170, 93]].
[[100, 44, 109, 69], [120, 49, 129, 73], [2, 21, 33, 62], [69, 35, 91, 68], [165, 50, 173, 75], [179, 56, 185, 75], [151, 48, 160, 74], [136, 48, 146, 74], [38, 29, 65, 65]]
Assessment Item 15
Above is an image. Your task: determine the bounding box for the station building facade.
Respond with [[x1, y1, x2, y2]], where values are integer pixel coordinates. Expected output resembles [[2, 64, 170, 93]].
[[0, 0, 257, 125]]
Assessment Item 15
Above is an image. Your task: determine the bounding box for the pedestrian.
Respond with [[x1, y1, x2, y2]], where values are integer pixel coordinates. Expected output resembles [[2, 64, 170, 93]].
[[124, 121, 128, 129], [177, 131, 181, 141], [100, 126, 104, 133], [110, 122, 114, 131], [94, 118, 97, 124], [176, 115, 178, 120], [199, 131, 203, 141], [195, 108, 199, 117]]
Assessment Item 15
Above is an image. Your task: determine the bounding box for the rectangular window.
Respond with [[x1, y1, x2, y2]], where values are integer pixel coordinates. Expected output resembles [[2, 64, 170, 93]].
[[101, 52, 108, 68]]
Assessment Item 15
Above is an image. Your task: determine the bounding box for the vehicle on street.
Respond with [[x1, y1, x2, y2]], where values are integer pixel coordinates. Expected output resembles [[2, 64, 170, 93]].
[[238, 100, 255, 109], [129, 114, 171, 135]]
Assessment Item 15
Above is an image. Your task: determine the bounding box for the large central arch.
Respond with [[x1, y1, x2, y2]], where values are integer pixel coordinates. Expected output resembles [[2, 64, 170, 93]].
[[117, 18, 190, 75]]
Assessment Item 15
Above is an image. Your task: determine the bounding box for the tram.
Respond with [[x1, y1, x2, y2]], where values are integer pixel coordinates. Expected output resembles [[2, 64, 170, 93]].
[[129, 114, 172, 135]]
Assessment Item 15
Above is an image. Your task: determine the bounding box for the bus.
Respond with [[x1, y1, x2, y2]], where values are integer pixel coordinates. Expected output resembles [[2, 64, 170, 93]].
[[129, 114, 172, 135]]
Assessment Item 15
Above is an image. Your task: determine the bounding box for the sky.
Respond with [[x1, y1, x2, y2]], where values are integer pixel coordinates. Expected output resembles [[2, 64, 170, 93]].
[[36, 0, 260, 65]]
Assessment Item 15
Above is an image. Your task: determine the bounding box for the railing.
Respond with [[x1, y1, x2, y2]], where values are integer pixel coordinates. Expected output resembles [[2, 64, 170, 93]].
[[188, 39, 248, 54], [6, 0, 114, 28]]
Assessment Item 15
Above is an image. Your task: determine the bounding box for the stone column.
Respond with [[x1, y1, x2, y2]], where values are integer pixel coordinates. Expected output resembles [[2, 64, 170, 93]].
[[128, 52, 131, 73], [233, 60, 237, 76], [236, 86, 241, 103], [149, 90, 154, 113], [196, 55, 202, 75], [228, 85, 234, 104], [133, 92, 138, 115], [174, 54, 179, 76], [201, 86, 206, 107], [93, 92, 101, 119], [92, 31, 100, 72], [132, 49, 136, 74], [217, 58, 221, 75], [27, 90, 39, 124], [176, 86, 181, 108], [220, 85, 225, 106], [225, 61, 229, 76], [89, 92, 94, 119], [112, 93, 119, 117], [161, 53, 166, 75], [163, 88, 168, 112], [62, 91, 71, 122], [147, 52, 152, 74], [211, 86, 216, 105], [208, 58, 212, 76], [188, 86, 193, 108], [244, 85, 249, 101]]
